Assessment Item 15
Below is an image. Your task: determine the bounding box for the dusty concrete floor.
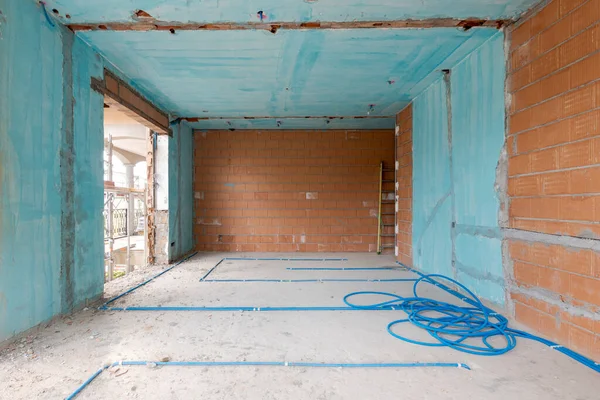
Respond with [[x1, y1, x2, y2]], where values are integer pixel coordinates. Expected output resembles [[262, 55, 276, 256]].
[[0, 253, 598, 399]]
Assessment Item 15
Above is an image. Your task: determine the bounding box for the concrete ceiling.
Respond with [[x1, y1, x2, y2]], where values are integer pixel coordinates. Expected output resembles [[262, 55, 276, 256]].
[[41, 0, 538, 129]]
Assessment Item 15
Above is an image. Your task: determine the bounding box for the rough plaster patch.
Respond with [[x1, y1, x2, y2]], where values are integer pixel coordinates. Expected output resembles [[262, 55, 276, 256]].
[[510, 284, 600, 321], [194, 191, 204, 200], [0, 10, 6, 40], [395, 160, 399, 170], [455, 261, 504, 285], [395, 224, 399, 234], [197, 218, 221, 226], [369, 209, 378, 217], [395, 126, 400, 136], [504, 228, 600, 251], [306, 192, 318, 200], [346, 131, 360, 140], [495, 145, 509, 228]]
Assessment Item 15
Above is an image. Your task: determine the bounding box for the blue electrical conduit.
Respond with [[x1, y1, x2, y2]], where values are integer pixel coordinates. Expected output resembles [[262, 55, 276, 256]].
[[65, 360, 470, 399], [99, 252, 198, 310], [203, 278, 418, 283], [223, 257, 348, 261], [102, 306, 405, 312], [199, 257, 348, 282], [340, 264, 600, 374], [286, 267, 408, 271], [101, 254, 347, 309], [97, 254, 598, 372]]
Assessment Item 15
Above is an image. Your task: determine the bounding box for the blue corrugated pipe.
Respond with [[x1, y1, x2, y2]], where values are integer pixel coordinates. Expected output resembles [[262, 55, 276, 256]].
[[65, 360, 470, 399], [340, 264, 600, 373]]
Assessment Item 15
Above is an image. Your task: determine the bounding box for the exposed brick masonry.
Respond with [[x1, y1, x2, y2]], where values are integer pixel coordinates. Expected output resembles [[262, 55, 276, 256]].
[[396, 105, 413, 266], [507, 0, 600, 359], [193, 130, 395, 252]]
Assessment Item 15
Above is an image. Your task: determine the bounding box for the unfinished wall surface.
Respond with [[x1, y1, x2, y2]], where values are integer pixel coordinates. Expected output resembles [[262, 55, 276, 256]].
[[412, 78, 454, 278], [168, 122, 195, 261], [451, 33, 506, 304], [507, 0, 600, 359], [411, 33, 506, 304], [395, 106, 413, 266], [71, 32, 106, 304], [0, 1, 104, 341], [193, 130, 394, 252]]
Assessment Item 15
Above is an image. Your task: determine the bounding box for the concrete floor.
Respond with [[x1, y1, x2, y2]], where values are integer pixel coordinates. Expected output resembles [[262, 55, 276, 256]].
[[0, 253, 598, 399]]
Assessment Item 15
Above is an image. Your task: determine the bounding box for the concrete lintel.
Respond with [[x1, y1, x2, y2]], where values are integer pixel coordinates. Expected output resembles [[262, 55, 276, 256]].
[[182, 116, 393, 122], [91, 70, 171, 135], [68, 18, 509, 32]]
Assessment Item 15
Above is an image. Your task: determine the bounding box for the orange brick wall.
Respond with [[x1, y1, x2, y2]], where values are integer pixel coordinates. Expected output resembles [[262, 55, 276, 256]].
[[507, 0, 600, 359], [396, 105, 413, 265], [193, 130, 395, 252]]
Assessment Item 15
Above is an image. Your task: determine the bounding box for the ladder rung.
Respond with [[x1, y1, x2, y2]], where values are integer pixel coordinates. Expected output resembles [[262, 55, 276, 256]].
[[383, 169, 395, 172], [382, 244, 395, 248], [382, 213, 395, 216], [383, 224, 395, 227], [382, 180, 395, 183], [381, 234, 395, 237]]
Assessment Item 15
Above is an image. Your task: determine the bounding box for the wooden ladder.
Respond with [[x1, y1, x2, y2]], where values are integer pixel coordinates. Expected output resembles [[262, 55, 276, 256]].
[[377, 162, 396, 255]]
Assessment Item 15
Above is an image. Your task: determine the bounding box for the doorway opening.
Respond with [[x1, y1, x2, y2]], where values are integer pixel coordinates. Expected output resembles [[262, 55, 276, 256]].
[[103, 102, 152, 282]]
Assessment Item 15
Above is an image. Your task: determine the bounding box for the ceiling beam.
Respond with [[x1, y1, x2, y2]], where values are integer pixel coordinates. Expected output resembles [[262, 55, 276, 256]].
[[181, 116, 393, 122], [68, 18, 508, 33]]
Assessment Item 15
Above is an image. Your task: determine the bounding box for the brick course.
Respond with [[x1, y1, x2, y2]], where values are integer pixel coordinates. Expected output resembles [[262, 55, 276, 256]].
[[193, 130, 394, 252]]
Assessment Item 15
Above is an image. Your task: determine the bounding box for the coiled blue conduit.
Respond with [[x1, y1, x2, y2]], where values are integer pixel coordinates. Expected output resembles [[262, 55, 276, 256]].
[[65, 360, 470, 399], [344, 272, 600, 372]]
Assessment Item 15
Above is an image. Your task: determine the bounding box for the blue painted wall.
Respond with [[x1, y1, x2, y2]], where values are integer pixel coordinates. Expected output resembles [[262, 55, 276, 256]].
[[44, 0, 539, 23], [411, 33, 506, 304], [71, 36, 106, 304], [450, 33, 506, 304], [412, 78, 454, 278], [0, 0, 65, 341], [0, 1, 104, 341], [168, 122, 195, 261]]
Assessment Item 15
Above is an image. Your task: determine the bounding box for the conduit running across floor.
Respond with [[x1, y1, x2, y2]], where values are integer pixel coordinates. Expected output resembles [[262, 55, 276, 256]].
[[100, 255, 354, 309], [286, 266, 408, 271], [199, 257, 349, 281], [202, 278, 417, 282], [98, 255, 600, 373], [65, 360, 471, 399]]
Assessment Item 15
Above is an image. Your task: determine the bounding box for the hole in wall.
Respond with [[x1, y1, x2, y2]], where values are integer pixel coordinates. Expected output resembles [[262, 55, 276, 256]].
[[270, 25, 280, 34], [65, 14, 71, 19], [52, 8, 59, 14], [169, 28, 176, 34], [134, 9, 153, 19], [98, 24, 107, 30]]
